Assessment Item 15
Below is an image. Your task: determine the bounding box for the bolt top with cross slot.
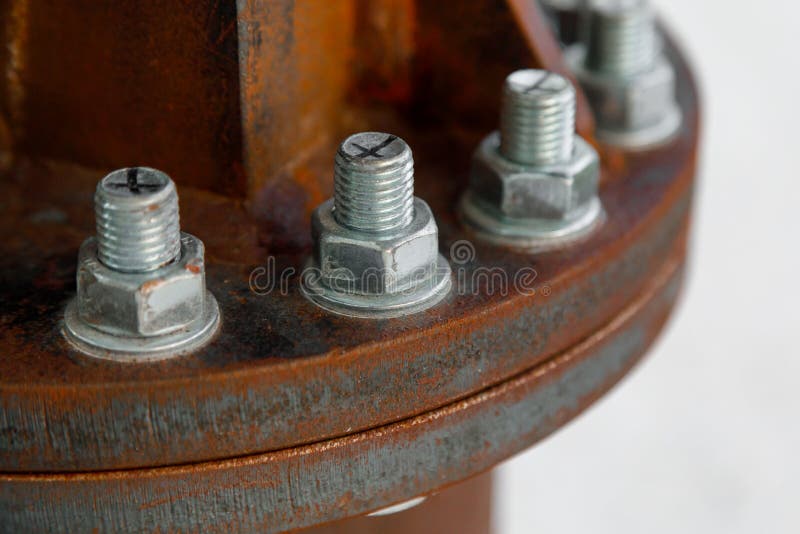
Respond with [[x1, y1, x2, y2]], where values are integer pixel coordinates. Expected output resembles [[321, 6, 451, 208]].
[[505, 69, 572, 97], [333, 132, 415, 233], [500, 70, 576, 166], [98, 167, 172, 200], [337, 132, 411, 170]]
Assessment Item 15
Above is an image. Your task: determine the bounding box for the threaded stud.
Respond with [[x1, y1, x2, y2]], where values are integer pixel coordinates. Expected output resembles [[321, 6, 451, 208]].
[[94, 167, 181, 273], [333, 132, 415, 233], [584, 0, 656, 77], [499, 70, 576, 166]]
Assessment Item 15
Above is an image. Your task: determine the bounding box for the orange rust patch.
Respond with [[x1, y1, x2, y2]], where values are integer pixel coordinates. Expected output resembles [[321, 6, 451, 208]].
[[140, 278, 166, 294]]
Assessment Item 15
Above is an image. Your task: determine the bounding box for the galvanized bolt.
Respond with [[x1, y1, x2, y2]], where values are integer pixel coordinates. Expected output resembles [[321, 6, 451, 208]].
[[499, 70, 576, 166], [302, 132, 451, 318], [584, 0, 657, 77], [564, 0, 681, 147], [333, 132, 414, 233], [459, 69, 603, 250], [95, 167, 181, 272], [64, 167, 219, 362]]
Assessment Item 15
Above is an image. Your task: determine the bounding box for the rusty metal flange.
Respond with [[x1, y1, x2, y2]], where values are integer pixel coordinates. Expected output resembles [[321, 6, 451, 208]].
[[0, 252, 683, 532], [0, 2, 701, 529], [0, 35, 698, 474]]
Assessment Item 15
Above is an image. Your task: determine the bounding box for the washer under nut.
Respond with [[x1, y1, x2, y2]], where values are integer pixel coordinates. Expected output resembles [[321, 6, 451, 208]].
[[63, 167, 219, 362]]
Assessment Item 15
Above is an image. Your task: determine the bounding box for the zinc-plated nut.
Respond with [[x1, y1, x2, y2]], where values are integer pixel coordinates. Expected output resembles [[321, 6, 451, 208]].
[[64, 167, 219, 362], [312, 198, 440, 295], [460, 70, 604, 250], [469, 132, 599, 220], [565, 0, 681, 148], [75, 235, 206, 337], [302, 132, 451, 318]]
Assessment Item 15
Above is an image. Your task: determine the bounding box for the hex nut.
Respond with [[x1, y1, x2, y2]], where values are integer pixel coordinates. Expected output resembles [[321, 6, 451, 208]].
[[311, 198, 440, 294], [566, 46, 681, 145], [468, 132, 599, 221], [76, 233, 206, 337]]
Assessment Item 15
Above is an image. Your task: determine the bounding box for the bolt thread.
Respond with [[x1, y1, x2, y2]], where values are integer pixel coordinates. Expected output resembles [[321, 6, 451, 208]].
[[499, 70, 576, 166], [333, 132, 415, 233], [94, 167, 181, 273], [584, 0, 656, 77]]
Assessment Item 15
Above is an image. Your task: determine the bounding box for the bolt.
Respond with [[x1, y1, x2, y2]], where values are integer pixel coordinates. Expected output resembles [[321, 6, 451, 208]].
[[584, 0, 657, 77], [499, 70, 576, 166], [303, 132, 451, 318], [64, 167, 219, 361], [459, 69, 603, 249], [94, 167, 181, 273], [333, 132, 414, 233], [564, 0, 680, 147]]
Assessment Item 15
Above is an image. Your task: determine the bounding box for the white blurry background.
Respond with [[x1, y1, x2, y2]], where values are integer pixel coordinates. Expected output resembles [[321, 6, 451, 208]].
[[496, 1, 800, 532]]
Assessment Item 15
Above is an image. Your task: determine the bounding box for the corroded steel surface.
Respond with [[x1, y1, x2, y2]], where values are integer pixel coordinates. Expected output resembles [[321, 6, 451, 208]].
[[0, 254, 683, 532], [0, 0, 584, 246], [0, 17, 698, 473], [0, 142, 694, 473], [0, 0, 244, 196], [0, 2, 699, 530]]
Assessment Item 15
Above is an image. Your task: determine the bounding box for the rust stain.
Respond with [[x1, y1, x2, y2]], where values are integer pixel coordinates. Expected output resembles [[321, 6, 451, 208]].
[[140, 278, 166, 294]]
